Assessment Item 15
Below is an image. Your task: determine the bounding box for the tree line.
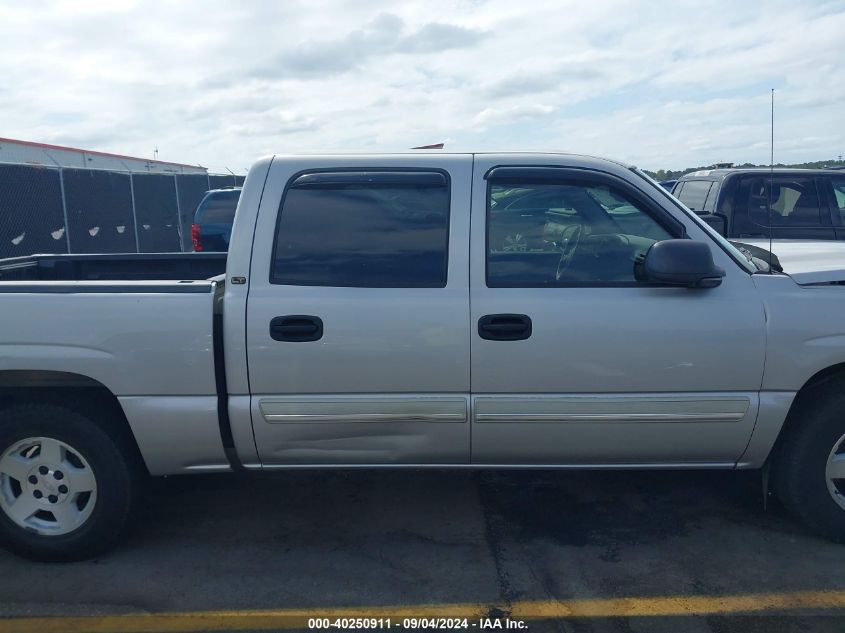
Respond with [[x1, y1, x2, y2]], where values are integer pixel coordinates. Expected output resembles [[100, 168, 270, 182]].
[[644, 158, 845, 181]]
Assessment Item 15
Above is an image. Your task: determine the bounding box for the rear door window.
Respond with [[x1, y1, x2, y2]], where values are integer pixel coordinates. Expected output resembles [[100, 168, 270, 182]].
[[271, 171, 450, 287], [747, 177, 824, 227]]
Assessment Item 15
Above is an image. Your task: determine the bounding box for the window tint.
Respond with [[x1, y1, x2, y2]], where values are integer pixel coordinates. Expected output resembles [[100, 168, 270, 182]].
[[196, 190, 240, 224], [487, 181, 672, 286], [271, 172, 449, 287], [676, 180, 712, 211], [748, 177, 823, 227], [831, 177, 845, 223]]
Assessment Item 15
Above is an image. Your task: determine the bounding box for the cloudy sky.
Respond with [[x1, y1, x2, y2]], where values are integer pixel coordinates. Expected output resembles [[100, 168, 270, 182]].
[[1, 0, 843, 172]]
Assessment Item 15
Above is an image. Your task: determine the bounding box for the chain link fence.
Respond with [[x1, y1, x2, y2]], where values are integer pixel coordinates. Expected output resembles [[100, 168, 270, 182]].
[[0, 163, 244, 259]]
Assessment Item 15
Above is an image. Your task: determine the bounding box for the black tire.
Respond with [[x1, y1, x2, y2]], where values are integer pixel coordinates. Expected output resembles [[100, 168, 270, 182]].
[[0, 403, 138, 561], [773, 383, 845, 542]]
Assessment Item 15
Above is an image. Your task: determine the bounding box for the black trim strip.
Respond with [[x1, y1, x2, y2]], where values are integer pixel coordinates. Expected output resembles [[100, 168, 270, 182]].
[[290, 171, 447, 188], [212, 287, 242, 471], [0, 283, 214, 293], [484, 165, 686, 236], [486, 166, 614, 183]]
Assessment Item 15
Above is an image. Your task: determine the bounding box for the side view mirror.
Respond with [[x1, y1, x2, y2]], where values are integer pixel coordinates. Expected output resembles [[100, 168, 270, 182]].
[[698, 213, 727, 236], [638, 240, 725, 288]]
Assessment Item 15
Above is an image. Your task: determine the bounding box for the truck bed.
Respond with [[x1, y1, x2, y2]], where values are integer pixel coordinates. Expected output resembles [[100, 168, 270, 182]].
[[0, 252, 228, 473], [0, 252, 227, 282]]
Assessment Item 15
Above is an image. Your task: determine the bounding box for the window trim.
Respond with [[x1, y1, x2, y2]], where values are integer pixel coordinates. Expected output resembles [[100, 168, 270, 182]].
[[269, 167, 452, 288], [288, 170, 447, 189], [484, 166, 685, 289]]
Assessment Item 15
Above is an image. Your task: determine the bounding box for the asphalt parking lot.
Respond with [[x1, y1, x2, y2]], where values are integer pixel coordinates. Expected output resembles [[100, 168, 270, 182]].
[[1, 469, 844, 632]]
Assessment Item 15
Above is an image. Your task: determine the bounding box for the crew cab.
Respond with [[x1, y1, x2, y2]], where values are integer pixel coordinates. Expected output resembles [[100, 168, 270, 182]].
[[2, 152, 845, 561], [671, 167, 845, 240]]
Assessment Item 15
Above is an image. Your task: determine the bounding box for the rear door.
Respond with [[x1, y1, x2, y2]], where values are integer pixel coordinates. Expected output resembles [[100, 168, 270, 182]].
[[245, 155, 472, 465], [469, 157, 766, 466]]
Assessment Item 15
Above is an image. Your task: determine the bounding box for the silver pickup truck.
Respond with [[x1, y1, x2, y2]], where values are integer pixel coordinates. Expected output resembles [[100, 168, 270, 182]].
[[2, 152, 845, 561]]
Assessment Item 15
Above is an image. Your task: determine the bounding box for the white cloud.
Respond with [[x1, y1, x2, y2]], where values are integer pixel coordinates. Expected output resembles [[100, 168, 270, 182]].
[[0, 0, 842, 172], [472, 104, 555, 129]]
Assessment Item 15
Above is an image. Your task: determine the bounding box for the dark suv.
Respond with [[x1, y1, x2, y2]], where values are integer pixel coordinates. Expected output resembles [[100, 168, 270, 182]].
[[671, 168, 845, 240], [191, 187, 242, 252]]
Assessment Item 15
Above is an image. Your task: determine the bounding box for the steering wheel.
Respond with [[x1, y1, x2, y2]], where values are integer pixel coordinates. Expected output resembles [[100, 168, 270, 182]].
[[556, 224, 583, 280]]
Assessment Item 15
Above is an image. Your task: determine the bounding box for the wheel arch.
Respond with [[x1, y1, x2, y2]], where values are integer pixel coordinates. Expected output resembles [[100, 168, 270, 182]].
[[766, 362, 845, 541], [764, 363, 845, 462], [0, 370, 148, 476], [788, 362, 845, 419]]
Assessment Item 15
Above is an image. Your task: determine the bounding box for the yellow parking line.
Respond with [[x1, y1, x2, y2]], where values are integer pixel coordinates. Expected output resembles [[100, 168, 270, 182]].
[[3, 590, 845, 633], [511, 590, 845, 617]]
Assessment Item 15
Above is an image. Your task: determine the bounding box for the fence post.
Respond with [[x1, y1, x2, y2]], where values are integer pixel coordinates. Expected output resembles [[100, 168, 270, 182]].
[[129, 173, 140, 253], [58, 168, 72, 254]]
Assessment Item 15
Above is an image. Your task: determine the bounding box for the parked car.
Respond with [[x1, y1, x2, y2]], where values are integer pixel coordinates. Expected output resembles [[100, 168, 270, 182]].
[[658, 179, 677, 191], [191, 187, 241, 252], [4, 152, 845, 561], [670, 168, 845, 240]]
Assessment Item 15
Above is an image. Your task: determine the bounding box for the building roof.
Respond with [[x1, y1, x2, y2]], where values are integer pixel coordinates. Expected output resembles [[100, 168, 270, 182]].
[[0, 136, 207, 173]]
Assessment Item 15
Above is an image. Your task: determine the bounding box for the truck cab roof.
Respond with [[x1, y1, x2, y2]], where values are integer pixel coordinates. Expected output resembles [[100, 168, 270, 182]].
[[678, 167, 840, 182]]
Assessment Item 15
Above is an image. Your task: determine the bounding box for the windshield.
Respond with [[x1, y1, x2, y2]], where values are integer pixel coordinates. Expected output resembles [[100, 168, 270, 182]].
[[631, 168, 757, 273]]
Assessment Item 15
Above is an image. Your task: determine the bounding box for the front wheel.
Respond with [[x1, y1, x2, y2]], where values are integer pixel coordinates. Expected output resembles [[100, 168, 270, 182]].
[[0, 404, 138, 561], [774, 384, 845, 542]]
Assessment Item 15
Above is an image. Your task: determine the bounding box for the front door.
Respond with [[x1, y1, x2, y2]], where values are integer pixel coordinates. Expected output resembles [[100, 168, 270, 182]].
[[469, 158, 767, 465], [246, 155, 472, 465]]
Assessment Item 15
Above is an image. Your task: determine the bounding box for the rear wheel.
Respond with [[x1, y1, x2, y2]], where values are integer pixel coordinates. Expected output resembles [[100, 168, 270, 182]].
[[774, 384, 845, 542], [0, 404, 138, 561]]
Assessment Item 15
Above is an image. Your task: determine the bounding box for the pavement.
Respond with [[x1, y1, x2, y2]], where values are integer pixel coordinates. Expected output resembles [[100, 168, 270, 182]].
[[0, 469, 844, 632]]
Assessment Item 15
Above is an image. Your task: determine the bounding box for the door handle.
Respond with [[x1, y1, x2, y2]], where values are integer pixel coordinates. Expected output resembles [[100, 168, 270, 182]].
[[478, 314, 532, 341], [270, 315, 323, 342]]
